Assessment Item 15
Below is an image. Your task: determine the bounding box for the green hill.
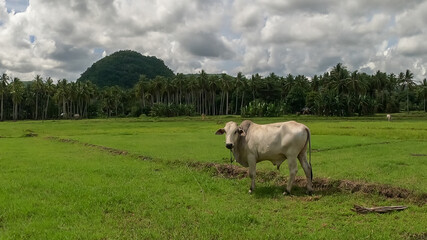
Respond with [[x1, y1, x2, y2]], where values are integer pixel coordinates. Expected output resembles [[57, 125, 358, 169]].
[[77, 50, 174, 88]]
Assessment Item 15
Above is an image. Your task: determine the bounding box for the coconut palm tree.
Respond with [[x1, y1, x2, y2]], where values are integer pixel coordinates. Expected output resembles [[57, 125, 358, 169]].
[[43, 77, 55, 119], [56, 79, 69, 118], [329, 63, 350, 96], [421, 78, 427, 112], [399, 70, 415, 113], [135, 75, 148, 108], [82, 81, 96, 118], [164, 77, 174, 105], [152, 76, 165, 104], [0, 73, 9, 121], [9, 77, 25, 120], [235, 72, 247, 114], [198, 70, 209, 114], [207, 75, 219, 115], [186, 75, 198, 106], [111, 86, 122, 116], [310, 75, 321, 92], [32, 75, 44, 119], [234, 72, 244, 114], [249, 74, 261, 102], [174, 73, 186, 105], [219, 73, 233, 115]]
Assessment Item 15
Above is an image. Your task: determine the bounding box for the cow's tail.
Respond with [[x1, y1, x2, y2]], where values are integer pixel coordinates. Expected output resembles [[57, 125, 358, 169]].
[[305, 127, 313, 181]]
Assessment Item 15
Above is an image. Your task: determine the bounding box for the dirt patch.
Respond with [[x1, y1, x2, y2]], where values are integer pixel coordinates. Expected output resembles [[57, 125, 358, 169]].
[[313, 141, 391, 152], [189, 162, 249, 179], [82, 142, 129, 155], [402, 232, 427, 240], [23, 132, 38, 137], [411, 153, 427, 157], [45, 136, 152, 160], [190, 162, 426, 204], [22, 129, 38, 137]]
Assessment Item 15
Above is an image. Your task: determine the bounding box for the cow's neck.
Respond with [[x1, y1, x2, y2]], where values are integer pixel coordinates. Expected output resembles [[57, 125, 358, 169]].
[[232, 136, 247, 165]]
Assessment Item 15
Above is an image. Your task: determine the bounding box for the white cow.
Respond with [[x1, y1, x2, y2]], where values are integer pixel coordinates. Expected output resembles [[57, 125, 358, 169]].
[[386, 114, 392, 121], [216, 120, 313, 195]]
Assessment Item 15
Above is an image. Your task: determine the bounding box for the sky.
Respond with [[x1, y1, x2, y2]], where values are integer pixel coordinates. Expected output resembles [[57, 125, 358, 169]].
[[1, 0, 426, 83]]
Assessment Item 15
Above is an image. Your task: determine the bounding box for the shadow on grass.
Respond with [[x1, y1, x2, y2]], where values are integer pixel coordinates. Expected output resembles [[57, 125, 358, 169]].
[[253, 184, 338, 199], [189, 161, 427, 203]]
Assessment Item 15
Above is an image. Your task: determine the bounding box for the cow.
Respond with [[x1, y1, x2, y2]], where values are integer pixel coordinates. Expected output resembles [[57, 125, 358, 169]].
[[386, 114, 392, 121], [215, 120, 312, 195]]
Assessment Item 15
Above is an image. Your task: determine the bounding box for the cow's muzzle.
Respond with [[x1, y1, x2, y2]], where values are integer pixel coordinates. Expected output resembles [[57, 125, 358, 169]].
[[225, 143, 233, 149]]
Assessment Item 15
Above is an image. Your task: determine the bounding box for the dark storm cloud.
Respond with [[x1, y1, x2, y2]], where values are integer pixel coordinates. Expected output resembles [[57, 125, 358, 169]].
[[179, 31, 235, 59], [261, 0, 334, 14], [49, 43, 93, 72]]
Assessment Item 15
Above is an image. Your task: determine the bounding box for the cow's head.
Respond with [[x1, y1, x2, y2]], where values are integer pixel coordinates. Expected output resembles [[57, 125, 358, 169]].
[[215, 121, 246, 149]]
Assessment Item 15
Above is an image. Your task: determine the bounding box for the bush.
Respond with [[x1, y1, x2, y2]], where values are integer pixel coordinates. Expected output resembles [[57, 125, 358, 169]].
[[150, 104, 196, 117], [241, 100, 284, 117], [129, 106, 142, 117]]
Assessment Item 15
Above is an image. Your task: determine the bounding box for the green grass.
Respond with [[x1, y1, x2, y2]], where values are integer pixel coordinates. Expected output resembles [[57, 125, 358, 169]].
[[0, 114, 426, 239]]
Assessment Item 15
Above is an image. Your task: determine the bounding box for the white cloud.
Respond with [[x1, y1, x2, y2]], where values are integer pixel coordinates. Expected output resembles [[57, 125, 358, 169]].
[[0, 0, 426, 82]]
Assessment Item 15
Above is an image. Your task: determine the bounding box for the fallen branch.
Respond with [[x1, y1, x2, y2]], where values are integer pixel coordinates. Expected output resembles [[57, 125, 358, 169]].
[[351, 205, 408, 214]]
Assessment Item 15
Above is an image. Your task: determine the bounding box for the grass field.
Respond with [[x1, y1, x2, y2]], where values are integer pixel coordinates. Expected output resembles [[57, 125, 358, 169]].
[[0, 113, 426, 239]]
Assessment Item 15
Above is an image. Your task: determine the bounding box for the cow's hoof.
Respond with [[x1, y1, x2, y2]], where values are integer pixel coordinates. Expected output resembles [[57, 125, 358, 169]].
[[248, 189, 253, 194], [283, 190, 291, 196]]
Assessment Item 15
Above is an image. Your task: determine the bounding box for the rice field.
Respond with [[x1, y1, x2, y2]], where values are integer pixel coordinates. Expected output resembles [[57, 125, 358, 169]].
[[0, 113, 426, 239]]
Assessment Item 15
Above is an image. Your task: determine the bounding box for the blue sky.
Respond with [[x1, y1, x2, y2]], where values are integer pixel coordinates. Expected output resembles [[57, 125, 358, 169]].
[[0, 0, 426, 82], [5, 0, 28, 12]]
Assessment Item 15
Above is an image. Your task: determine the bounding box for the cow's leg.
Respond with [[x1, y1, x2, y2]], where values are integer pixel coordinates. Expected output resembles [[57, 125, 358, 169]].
[[248, 155, 257, 194], [298, 153, 313, 195], [284, 156, 298, 195]]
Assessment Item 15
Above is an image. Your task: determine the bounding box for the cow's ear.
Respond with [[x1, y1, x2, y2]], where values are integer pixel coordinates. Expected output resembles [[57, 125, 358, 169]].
[[215, 128, 225, 135], [238, 128, 246, 136]]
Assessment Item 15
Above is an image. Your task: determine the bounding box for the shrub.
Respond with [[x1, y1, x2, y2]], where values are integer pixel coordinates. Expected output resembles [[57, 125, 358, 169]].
[[241, 100, 284, 117], [150, 104, 196, 117]]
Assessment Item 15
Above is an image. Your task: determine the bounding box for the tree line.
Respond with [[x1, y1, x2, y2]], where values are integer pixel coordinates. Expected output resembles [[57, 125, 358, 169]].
[[1, 63, 426, 121]]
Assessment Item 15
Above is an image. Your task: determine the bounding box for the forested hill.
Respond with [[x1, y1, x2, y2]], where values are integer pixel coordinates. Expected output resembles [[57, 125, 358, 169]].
[[77, 50, 174, 88]]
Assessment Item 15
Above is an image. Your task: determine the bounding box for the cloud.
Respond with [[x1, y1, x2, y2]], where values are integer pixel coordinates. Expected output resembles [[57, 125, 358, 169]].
[[396, 35, 427, 57], [0, 0, 426, 82], [179, 31, 234, 59]]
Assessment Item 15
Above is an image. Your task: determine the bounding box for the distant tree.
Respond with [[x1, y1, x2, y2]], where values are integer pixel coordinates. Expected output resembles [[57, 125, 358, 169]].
[[197, 70, 209, 114], [286, 75, 309, 113], [219, 73, 233, 115], [421, 78, 427, 112], [399, 70, 415, 113], [44, 77, 55, 119], [2, 62, 425, 120], [235, 72, 247, 114], [9, 77, 25, 120], [134, 75, 148, 108], [174, 73, 186, 105], [0, 73, 9, 121], [56, 79, 69, 118], [249, 74, 261, 102], [32, 75, 44, 120], [207, 75, 219, 115]]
